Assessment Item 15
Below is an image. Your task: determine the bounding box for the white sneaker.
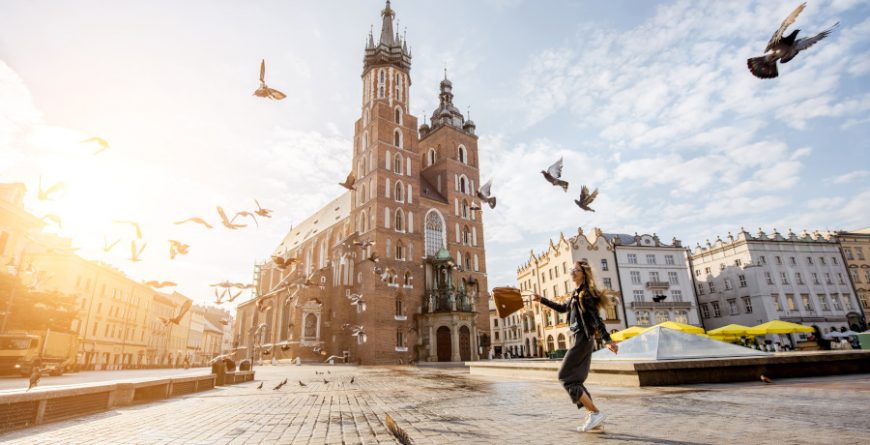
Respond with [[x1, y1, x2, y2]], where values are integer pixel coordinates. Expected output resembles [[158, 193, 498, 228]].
[[581, 411, 607, 432]]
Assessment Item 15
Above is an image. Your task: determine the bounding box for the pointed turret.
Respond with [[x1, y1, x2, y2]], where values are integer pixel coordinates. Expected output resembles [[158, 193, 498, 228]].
[[363, 0, 411, 73]]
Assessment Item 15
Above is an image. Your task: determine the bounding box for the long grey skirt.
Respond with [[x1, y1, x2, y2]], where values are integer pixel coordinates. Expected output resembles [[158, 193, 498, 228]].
[[557, 334, 594, 407]]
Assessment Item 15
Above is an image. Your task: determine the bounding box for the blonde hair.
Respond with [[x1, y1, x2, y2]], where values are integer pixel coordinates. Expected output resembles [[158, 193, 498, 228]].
[[574, 260, 612, 312]]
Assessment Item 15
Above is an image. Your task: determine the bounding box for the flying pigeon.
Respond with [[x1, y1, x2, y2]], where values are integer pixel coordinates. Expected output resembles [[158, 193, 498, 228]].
[[652, 294, 667, 303], [747, 3, 839, 79], [476, 179, 496, 209], [541, 157, 569, 192], [254, 59, 287, 100], [339, 172, 356, 190], [254, 199, 273, 218], [574, 185, 598, 212], [37, 177, 65, 201], [82, 137, 110, 155]]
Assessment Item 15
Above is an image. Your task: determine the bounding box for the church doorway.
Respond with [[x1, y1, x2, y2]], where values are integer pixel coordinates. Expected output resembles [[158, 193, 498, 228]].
[[459, 326, 471, 361], [436, 326, 452, 362]]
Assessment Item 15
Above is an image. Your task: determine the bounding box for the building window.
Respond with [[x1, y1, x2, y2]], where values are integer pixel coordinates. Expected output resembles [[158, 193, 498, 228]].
[[394, 129, 403, 148], [557, 334, 566, 350], [812, 273, 820, 285], [759, 255, 767, 264], [789, 256, 797, 265], [857, 247, 865, 260], [671, 290, 683, 302], [727, 299, 739, 315], [818, 294, 830, 311], [825, 273, 833, 285], [394, 181, 405, 203], [807, 256, 814, 265], [781, 272, 789, 285], [837, 273, 845, 285], [646, 254, 656, 264], [627, 254, 637, 264], [831, 294, 842, 310], [771, 294, 782, 312], [765, 272, 774, 285], [459, 175, 468, 194], [844, 247, 854, 260], [396, 241, 405, 260], [705, 267, 711, 275], [395, 107, 402, 124], [786, 294, 796, 311], [711, 301, 721, 317], [650, 271, 660, 282], [820, 256, 827, 265], [801, 294, 813, 311], [633, 290, 644, 302], [665, 255, 675, 265], [394, 153, 404, 175], [795, 273, 804, 285], [603, 277, 612, 289], [378, 69, 385, 98], [735, 258, 742, 267], [424, 210, 445, 256], [674, 310, 688, 323], [601, 259, 609, 271], [738, 274, 747, 287], [636, 311, 650, 325], [697, 283, 704, 295], [742, 296, 752, 313], [832, 256, 838, 265], [458, 145, 467, 164], [668, 272, 679, 285], [700, 303, 710, 319], [630, 271, 641, 285], [775, 256, 782, 265], [695, 269, 701, 277], [843, 294, 853, 311], [655, 310, 669, 324], [708, 282, 716, 293]]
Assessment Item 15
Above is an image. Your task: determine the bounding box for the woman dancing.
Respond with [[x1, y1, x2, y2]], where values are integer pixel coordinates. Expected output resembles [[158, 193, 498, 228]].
[[533, 260, 618, 432]]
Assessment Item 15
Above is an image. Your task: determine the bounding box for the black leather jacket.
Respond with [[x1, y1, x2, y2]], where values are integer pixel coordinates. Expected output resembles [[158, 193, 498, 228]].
[[540, 286, 611, 343]]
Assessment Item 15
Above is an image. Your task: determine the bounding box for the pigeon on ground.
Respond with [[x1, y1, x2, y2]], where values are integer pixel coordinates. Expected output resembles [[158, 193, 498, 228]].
[[761, 375, 775, 384], [476, 179, 496, 209], [541, 158, 569, 192], [323, 379, 329, 384], [339, 172, 356, 190], [254, 59, 287, 100], [256, 382, 263, 389], [385, 414, 413, 445], [27, 366, 41, 391], [273, 381, 285, 390], [574, 185, 598, 212], [747, 2, 839, 79], [299, 381, 307, 387], [350, 376, 355, 384]]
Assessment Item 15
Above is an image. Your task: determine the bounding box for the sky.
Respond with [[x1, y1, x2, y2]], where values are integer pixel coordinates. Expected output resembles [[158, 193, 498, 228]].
[[1, 0, 868, 310]]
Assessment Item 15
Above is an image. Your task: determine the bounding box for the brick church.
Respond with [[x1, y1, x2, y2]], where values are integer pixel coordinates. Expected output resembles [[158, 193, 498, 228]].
[[234, 1, 490, 364]]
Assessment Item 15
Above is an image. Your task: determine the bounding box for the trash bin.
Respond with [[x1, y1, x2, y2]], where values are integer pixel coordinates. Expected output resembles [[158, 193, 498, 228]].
[[239, 359, 251, 371], [211, 360, 227, 386]]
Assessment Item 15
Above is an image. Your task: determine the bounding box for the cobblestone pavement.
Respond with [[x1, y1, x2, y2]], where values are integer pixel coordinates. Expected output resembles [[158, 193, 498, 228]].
[[2, 364, 867, 444]]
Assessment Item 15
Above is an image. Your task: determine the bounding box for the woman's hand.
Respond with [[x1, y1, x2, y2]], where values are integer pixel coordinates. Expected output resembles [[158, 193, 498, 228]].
[[531, 294, 542, 302], [606, 342, 618, 354]]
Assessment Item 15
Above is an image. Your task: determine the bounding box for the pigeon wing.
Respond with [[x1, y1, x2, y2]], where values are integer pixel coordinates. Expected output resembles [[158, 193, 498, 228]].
[[794, 22, 838, 52], [766, 2, 806, 52], [259, 59, 266, 83], [477, 179, 492, 199], [546, 157, 563, 178]]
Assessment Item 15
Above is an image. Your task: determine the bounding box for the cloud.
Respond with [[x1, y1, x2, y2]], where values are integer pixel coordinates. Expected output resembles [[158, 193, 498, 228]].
[[829, 170, 870, 184]]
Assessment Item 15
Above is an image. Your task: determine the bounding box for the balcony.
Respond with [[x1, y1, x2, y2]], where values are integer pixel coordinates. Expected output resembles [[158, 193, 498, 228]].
[[645, 281, 670, 291], [422, 289, 474, 313], [630, 301, 693, 310]]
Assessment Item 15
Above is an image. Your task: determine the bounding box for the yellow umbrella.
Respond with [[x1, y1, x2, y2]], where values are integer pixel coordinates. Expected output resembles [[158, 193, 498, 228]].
[[611, 326, 647, 341], [644, 321, 705, 335], [747, 320, 814, 335], [707, 324, 754, 337]]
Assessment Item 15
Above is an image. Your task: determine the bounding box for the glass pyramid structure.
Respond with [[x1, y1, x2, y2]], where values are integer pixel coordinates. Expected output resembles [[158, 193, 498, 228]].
[[592, 327, 770, 361]]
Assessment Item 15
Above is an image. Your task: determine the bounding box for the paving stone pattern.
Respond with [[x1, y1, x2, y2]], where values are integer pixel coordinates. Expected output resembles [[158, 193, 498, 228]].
[[1, 365, 867, 444]]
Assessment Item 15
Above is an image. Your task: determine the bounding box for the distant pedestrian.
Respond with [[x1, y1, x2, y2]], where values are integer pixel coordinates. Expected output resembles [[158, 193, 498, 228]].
[[533, 260, 618, 433]]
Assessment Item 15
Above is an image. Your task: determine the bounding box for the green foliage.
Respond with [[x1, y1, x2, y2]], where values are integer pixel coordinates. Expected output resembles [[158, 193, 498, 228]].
[[0, 274, 77, 333]]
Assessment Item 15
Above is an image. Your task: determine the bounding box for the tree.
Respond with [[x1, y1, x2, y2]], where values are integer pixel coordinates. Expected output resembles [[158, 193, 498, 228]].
[[0, 273, 77, 333]]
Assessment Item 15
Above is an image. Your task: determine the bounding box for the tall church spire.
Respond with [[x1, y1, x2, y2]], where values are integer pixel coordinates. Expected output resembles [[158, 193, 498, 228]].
[[363, 0, 411, 73], [379, 1, 396, 47]]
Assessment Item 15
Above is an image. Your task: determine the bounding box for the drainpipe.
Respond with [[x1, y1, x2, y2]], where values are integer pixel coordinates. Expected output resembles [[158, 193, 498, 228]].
[[612, 245, 629, 328]]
